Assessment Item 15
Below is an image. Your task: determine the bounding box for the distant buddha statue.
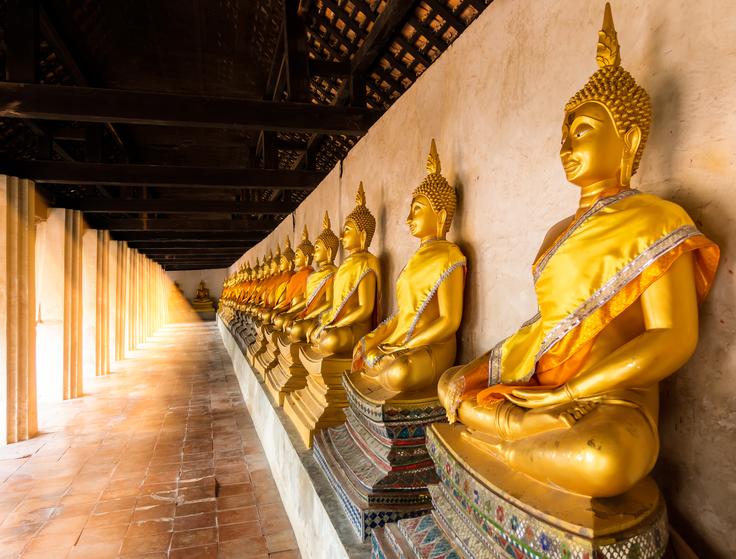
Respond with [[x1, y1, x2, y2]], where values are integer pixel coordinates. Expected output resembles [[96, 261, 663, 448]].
[[287, 212, 340, 342], [260, 237, 296, 324], [272, 226, 315, 331], [351, 140, 466, 399], [438, 3, 720, 499], [285, 183, 381, 447], [192, 280, 215, 312], [311, 182, 381, 355]]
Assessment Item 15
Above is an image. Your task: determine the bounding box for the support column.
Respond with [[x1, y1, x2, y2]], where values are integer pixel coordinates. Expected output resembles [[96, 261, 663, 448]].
[[63, 209, 83, 400], [115, 242, 127, 361], [2, 176, 37, 443], [95, 230, 110, 375]]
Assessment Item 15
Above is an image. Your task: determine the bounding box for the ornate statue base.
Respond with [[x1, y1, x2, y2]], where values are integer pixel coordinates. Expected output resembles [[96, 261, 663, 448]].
[[253, 329, 280, 381], [263, 332, 310, 406], [372, 423, 668, 559], [247, 324, 273, 377], [282, 345, 351, 448], [313, 373, 444, 541]]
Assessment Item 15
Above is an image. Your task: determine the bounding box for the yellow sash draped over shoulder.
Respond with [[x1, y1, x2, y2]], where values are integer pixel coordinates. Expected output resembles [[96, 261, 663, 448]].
[[320, 251, 381, 327], [467, 189, 718, 404], [383, 240, 466, 346], [300, 264, 338, 318]]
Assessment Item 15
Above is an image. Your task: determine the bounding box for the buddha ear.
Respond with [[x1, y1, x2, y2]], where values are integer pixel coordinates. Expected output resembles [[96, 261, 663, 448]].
[[620, 125, 641, 186], [436, 208, 448, 238], [359, 230, 367, 250]]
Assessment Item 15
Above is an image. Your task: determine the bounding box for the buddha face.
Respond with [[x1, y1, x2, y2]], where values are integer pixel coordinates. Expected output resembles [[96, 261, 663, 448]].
[[295, 249, 307, 268], [407, 195, 445, 241], [314, 240, 328, 265], [270, 259, 279, 274], [341, 219, 364, 252], [560, 101, 625, 188], [279, 256, 292, 272]]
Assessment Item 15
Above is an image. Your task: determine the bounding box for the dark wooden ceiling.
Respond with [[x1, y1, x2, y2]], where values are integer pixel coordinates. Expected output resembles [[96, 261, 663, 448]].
[[0, 0, 490, 270]]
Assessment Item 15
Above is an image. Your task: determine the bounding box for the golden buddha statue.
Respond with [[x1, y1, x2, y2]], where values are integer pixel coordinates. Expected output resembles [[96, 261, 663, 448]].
[[311, 182, 380, 354], [272, 226, 315, 332], [351, 140, 466, 400], [285, 183, 382, 448], [314, 141, 468, 540], [250, 241, 296, 370], [259, 237, 296, 325], [264, 227, 317, 404], [191, 280, 215, 314], [287, 212, 340, 342], [269, 214, 341, 407], [373, 6, 720, 559]]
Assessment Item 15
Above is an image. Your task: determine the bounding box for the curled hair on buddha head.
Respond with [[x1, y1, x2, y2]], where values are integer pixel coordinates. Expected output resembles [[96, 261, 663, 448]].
[[281, 235, 295, 262], [316, 211, 340, 257], [565, 2, 651, 177], [296, 225, 315, 259], [412, 139, 457, 235], [345, 182, 376, 248]]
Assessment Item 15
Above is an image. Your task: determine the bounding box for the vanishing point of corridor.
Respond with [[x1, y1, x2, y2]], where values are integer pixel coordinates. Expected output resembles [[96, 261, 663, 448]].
[[0, 323, 299, 559]]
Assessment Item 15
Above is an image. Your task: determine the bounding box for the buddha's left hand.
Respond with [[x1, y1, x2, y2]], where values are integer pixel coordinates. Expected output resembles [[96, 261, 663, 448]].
[[506, 386, 571, 408]]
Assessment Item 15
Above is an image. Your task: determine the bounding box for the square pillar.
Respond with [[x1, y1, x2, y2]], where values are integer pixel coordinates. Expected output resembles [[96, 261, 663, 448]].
[[95, 231, 110, 375], [2, 176, 37, 443], [63, 209, 83, 400]]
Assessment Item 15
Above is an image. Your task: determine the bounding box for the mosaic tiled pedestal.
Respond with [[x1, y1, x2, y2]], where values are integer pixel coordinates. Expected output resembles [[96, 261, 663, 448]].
[[264, 333, 310, 406], [314, 373, 446, 541], [282, 345, 351, 448], [373, 423, 669, 559]]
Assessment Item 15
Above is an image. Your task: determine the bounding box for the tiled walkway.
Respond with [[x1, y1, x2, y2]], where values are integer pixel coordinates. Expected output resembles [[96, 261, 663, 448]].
[[0, 322, 299, 559]]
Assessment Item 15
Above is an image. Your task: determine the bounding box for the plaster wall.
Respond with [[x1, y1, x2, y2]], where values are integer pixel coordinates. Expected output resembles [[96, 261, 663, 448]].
[[230, 1, 736, 556], [166, 269, 226, 304], [35, 208, 65, 403]]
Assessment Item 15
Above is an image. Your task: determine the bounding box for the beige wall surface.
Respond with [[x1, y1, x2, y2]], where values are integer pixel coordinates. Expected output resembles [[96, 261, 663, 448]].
[[230, 1, 736, 555], [166, 269, 226, 303]]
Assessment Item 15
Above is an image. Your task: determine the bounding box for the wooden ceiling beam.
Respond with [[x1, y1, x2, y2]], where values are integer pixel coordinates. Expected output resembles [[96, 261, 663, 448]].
[[96, 218, 279, 232], [139, 248, 246, 254], [112, 232, 264, 242], [127, 241, 254, 249], [57, 198, 298, 214], [1, 160, 324, 189], [0, 82, 380, 135]]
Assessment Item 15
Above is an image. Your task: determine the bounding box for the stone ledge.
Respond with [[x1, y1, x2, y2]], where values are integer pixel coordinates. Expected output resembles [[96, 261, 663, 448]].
[[218, 317, 370, 559]]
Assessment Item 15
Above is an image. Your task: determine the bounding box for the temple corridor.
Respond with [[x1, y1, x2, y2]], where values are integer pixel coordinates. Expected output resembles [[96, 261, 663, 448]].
[[0, 322, 299, 559]]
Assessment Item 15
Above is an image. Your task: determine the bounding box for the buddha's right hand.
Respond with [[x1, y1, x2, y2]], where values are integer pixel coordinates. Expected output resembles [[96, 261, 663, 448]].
[[445, 376, 465, 424]]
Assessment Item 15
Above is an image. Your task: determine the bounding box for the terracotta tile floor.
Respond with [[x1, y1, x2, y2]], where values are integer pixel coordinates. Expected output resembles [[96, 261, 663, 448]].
[[0, 322, 300, 559]]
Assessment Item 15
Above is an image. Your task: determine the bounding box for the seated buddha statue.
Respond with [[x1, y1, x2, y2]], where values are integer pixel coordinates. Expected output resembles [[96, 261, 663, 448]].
[[311, 182, 381, 356], [259, 238, 296, 324], [287, 212, 340, 342], [266, 215, 342, 406], [272, 226, 315, 332], [351, 140, 466, 400], [313, 142, 467, 540], [192, 280, 215, 312], [437, 3, 720, 500], [285, 183, 381, 447]]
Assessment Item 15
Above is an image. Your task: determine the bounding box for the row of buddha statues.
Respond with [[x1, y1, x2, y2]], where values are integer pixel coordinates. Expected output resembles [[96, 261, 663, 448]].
[[218, 5, 720, 558]]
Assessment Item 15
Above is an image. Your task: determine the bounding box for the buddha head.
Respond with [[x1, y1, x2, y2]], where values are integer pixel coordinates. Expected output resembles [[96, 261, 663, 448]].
[[295, 226, 315, 268], [269, 247, 280, 275], [561, 3, 651, 189], [342, 182, 376, 253], [407, 139, 456, 241], [279, 236, 296, 273], [314, 211, 340, 266]]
